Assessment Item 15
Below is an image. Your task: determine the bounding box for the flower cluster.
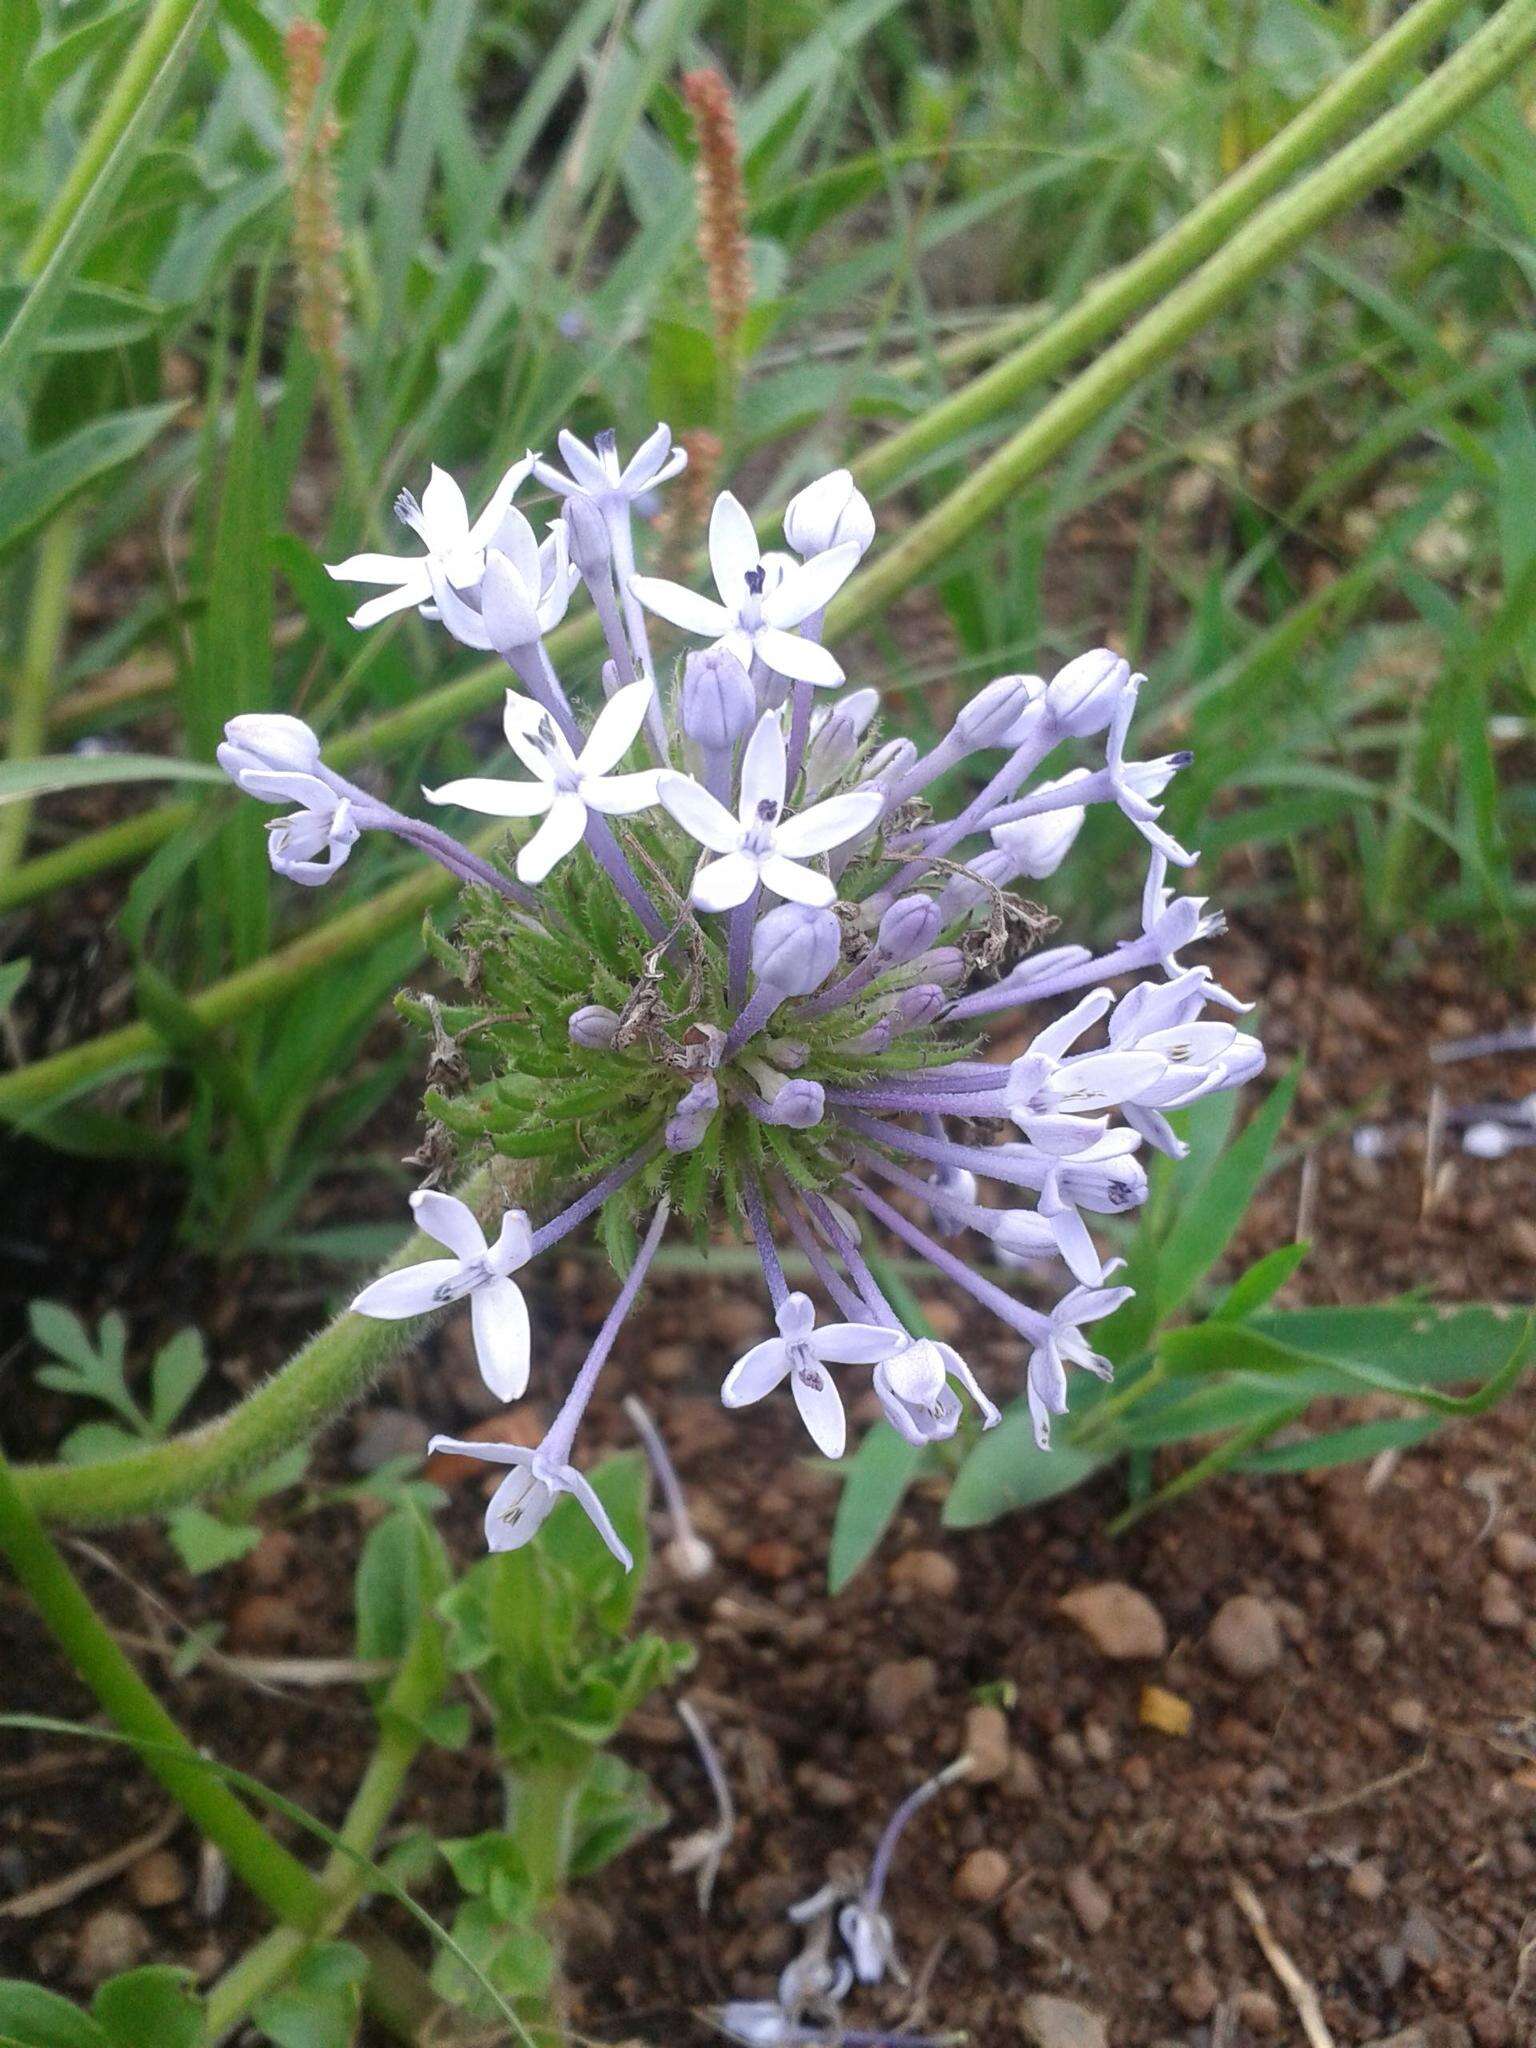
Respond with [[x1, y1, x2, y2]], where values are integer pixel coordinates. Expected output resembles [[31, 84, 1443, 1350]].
[[221, 423, 1262, 1565]]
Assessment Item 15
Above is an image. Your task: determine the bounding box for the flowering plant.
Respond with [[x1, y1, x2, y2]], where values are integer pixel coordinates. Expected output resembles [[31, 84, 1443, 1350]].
[[222, 425, 1263, 1566]]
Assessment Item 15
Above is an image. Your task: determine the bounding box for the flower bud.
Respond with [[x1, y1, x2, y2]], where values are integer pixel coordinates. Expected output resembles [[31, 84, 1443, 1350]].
[[858, 737, 916, 792], [988, 1209, 1056, 1261], [992, 783, 1087, 878], [783, 468, 875, 560], [569, 1003, 619, 1049], [935, 847, 1011, 924], [759, 1077, 825, 1128], [562, 493, 611, 579], [666, 1075, 719, 1152], [876, 893, 941, 963], [680, 646, 756, 750], [953, 673, 1041, 750], [1046, 647, 1132, 737], [803, 686, 879, 796], [912, 946, 965, 988], [479, 548, 542, 651], [889, 984, 946, 1032], [222, 713, 323, 777], [926, 1167, 977, 1236], [751, 904, 842, 996]]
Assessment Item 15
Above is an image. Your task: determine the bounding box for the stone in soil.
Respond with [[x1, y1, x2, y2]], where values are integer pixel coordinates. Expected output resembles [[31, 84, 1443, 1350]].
[[1348, 1858, 1389, 1903], [1170, 1962, 1219, 2021], [888, 1546, 961, 1598], [864, 1655, 937, 1730], [1388, 1695, 1430, 1737], [127, 1848, 186, 1908], [1063, 1864, 1112, 1935], [962, 1702, 1011, 1783], [1366, 2025, 1472, 2048], [952, 1847, 1009, 1903], [1492, 1528, 1536, 1575], [1207, 1592, 1284, 1677], [73, 1907, 150, 1985], [1057, 1580, 1167, 1659], [1235, 1988, 1281, 2034], [1480, 1571, 1523, 1630], [1018, 1993, 1109, 2048]]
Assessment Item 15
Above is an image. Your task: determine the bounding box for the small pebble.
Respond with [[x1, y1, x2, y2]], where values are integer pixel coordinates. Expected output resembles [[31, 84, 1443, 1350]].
[[74, 1908, 150, 1986], [1388, 1696, 1430, 1738], [1064, 1865, 1112, 1935], [1493, 1529, 1536, 1576], [888, 1548, 961, 1599], [963, 1703, 1012, 1783], [953, 1847, 1010, 1904], [1235, 1988, 1281, 2035], [1170, 1963, 1219, 2021], [865, 1657, 937, 1731], [1057, 1581, 1167, 1660], [1018, 1993, 1108, 2048], [1348, 1859, 1389, 1904], [1049, 1731, 1085, 1770], [1082, 1720, 1115, 1764], [128, 1848, 187, 1909], [1208, 1593, 1283, 1678], [1352, 1626, 1389, 1674], [1139, 1684, 1192, 1738], [1481, 1572, 1523, 1631]]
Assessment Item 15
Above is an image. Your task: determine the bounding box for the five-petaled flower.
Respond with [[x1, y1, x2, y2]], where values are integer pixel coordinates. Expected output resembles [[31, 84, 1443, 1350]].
[[660, 711, 883, 911], [871, 1336, 1000, 1447], [631, 490, 859, 687], [533, 422, 687, 509], [427, 681, 662, 882], [425, 1433, 634, 1568], [1025, 1279, 1133, 1449], [325, 457, 533, 628], [351, 1191, 534, 1400], [722, 1292, 901, 1459]]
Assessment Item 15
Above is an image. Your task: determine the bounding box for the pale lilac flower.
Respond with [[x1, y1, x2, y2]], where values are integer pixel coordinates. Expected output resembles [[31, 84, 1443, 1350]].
[[533, 422, 686, 509], [1104, 678, 1196, 865], [217, 734, 361, 888], [1137, 850, 1247, 1009], [659, 712, 883, 911], [783, 468, 876, 561], [352, 1191, 533, 1400], [1025, 1278, 1133, 1450], [422, 515, 578, 653], [1044, 646, 1133, 737], [426, 682, 661, 883], [424, 1433, 633, 1568], [1006, 990, 1169, 1127], [325, 457, 534, 628], [264, 785, 361, 886], [871, 1336, 1000, 1447], [631, 491, 859, 687], [217, 713, 322, 779], [802, 686, 880, 797], [722, 1291, 900, 1459]]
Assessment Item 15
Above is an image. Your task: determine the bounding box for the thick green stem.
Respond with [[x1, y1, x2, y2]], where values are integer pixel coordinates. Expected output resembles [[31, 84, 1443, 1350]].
[[200, 1618, 446, 2043], [11, 1165, 497, 1526], [850, 0, 1475, 496], [828, 0, 1536, 634], [0, 513, 81, 875]]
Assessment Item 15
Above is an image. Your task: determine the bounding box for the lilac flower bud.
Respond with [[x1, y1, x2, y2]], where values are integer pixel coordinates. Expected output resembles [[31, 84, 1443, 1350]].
[[752, 904, 842, 996], [803, 686, 879, 796], [569, 1003, 619, 1049], [760, 1078, 825, 1128], [783, 468, 876, 560], [889, 984, 946, 1031], [1045, 647, 1132, 737], [926, 1167, 977, 1235], [992, 788, 1086, 878], [859, 736, 917, 791], [479, 548, 542, 651], [953, 673, 1041, 749], [912, 946, 965, 988], [680, 646, 756, 750], [935, 847, 1012, 924], [666, 1075, 719, 1152], [220, 713, 322, 777], [876, 893, 941, 963], [562, 493, 611, 579]]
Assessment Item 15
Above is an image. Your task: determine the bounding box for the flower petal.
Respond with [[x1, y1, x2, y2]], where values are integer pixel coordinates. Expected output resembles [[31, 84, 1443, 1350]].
[[489, 1209, 534, 1272], [737, 712, 787, 822], [556, 428, 611, 493], [420, 465, 470, 548], [754, 625, 843, 687], [501, 691, 564, 782], [773, 788, 884, 858], [561, 1466, 635, 1570], [708, 490, 760, 606], [585, 769, 662, 816], [791, 1363, 846, 1458], [761, 541, 860, 628], [580, 679, 655, 777], [466, 455, 535, 551], [722, 1338, 791, 1406], [620, 421, 675, 492], [691, 850, 761, 913], [516, 791, 589, 883], [347, 581, 430, 630], [776, 1292, 816, 1342], [326, 552, 416, 585], [759, 853, 834, 907], [471, 1277, 531, 1401], [408, 1189, 486, 1260], [658, 772, 741, 852], [424, 775, 553, 818], [810, 1322, 902, 1365], [628, 574, 733, 639], [351, 1258, 466, 1319], [428, 1433, 535, 1469]]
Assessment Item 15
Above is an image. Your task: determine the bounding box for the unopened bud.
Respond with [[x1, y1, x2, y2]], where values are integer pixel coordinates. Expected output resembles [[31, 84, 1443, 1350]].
[[221, 713, 323, 776], [759, 1077, 825, 1128], [1045, 647, 1132, 737], [992, 782, 1087, 878], [479, 549, 541, 651], [953, 673, 1041, 749], [783, 469, 875, 560], [912, 946, 965, 988], [803, 686, 879, 796], [859, 737, 917, 792], [889, 984, 946, 1032], [926, 1167, 977, 1235], [563, 493, 611, 579], [681, 646, 756, 750], [936, 848, 1011, 924], [876, 893, 941, 963], [752, 904, 842, 996], [666, 1075, 719, 1152], [569, 1003, 619, 1049]]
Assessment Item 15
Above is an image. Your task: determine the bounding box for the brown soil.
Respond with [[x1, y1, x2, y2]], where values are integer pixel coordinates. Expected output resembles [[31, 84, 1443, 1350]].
[[4, 913, 1536, 2047]]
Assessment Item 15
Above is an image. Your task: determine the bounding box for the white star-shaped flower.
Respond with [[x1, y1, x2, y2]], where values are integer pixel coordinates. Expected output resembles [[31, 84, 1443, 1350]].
[[721, 1291, 900, 1459], [350, 1191, 533, 1400], [871, 1335, 999, 1447], [658, 711, 883, 912], [426, 681, 662, 883], [426, 1433, 633, 1569], [325, 457, 533, 629], [630, 490, 859, 687], [1025, 1279, 1133, 1449], [533, 422, 687, 508]]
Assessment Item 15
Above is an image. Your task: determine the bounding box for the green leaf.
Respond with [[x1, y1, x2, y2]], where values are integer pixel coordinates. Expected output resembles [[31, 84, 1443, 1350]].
[[1152, 1062, 1299, 1321], [1241, 1415, 1439, 1473], [0, 1984, 110, 2048], [1214, 1241, 1309, 1321], [91, 1968, 202, 2048], [0, 282, 164, 355], [943, 1407, 1109, 1529], [0, 959, 28, 1016], [165, 1506, 261, 1576], [0, 755, 224, 806], [828, 1420, 923, 1593], [252, 1941, 367, 2048], [59, 1421, 146, 1465], [149, 1329, 206, 1434], [567, 1750, 668, 1877], [0, 407, 181, 561], [28, 1301, 102, 1376]]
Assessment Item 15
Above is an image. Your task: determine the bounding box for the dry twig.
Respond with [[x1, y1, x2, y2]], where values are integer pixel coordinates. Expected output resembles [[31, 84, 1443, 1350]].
[[1230, 1873, 1336, 2048]]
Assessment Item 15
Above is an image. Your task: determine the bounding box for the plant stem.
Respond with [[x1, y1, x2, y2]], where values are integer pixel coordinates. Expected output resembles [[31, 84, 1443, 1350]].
[[830, 0, 1536, 634], [201, 1617, 446, 2042], [0, 512, 81, 875], [851, 0, 1477, 497], [10, 1164, 498, 1527]]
